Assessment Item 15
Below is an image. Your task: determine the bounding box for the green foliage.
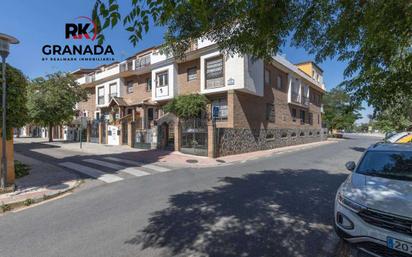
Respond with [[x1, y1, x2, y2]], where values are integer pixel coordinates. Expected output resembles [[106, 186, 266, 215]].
[[1, 203, 10, 212], [92, 0, 412, 110], [0, 63, 29, 139], [323, 87, 363, 131], [14, 160, 30, 179], [163, 94, 207, 119], [23, 198, 33, 206], [27, 72, 88, 141], [373, 98, 412, 132]]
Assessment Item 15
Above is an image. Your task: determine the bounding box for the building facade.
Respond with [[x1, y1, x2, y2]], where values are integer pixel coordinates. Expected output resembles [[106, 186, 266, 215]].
[[71, 40, 326, 157]]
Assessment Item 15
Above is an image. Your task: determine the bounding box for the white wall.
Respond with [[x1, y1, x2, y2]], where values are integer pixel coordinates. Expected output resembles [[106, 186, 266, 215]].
[[76, 76, 86, 85], [95, 65, 120, 81], [197, 38, 215, 49], [151, 63, 177, 101], [243, 56, 264, 96], [151, 50, 170, 65]]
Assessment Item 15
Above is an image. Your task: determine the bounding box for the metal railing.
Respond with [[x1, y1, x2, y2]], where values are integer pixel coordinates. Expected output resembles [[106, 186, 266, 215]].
[[85, 74, 95, 83], [135, 55, 151, 70], [301, 96, 309, 106], [120, 60, 134, 72], [291, 92, 300, 103]]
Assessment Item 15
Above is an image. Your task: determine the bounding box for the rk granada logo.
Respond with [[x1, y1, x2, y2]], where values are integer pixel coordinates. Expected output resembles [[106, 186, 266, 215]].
[[41, 16, 115, 61], [65, 16, 98, 41]]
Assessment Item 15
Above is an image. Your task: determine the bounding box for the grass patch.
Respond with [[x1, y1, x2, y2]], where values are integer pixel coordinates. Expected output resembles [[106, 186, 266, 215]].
[[14, 160, 30, 179]]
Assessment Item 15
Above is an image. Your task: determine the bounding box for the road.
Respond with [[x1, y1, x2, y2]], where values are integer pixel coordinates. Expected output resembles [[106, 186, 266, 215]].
[[1, 135, 378, 257]]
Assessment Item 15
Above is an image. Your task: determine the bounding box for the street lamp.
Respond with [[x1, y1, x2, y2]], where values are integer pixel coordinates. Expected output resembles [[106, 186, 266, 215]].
[[0, 33, 19, 190]]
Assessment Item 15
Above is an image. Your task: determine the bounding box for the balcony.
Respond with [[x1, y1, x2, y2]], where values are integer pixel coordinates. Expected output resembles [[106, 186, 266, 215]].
[[85, 74, 95, 84], [135, 55, 151, 70], [291, 92, 300, 103], [120, 60, 133, 72], [301, 96, 309, 107]]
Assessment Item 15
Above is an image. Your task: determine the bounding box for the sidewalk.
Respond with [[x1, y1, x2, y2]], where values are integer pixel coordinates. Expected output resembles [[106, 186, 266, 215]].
[[161, 139, 338, 168], [0, 153, 81, 212]]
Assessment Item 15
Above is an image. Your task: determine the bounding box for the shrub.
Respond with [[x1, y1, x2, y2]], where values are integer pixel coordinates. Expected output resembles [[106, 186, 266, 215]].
[[164, 94, 207, 119], [14, 160, 30, 179]]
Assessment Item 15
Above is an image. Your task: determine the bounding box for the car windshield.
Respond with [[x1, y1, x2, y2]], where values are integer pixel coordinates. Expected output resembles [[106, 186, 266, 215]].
[[357, 151, 412, 181]]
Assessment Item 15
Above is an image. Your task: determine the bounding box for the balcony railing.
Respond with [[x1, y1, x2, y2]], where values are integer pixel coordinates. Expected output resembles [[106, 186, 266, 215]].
[[301, 96, 309, 106], [291, 92, 300, 103], [85, 74, 95, 83], [135, 55, 151, 70], [120, 60, 133, 72]]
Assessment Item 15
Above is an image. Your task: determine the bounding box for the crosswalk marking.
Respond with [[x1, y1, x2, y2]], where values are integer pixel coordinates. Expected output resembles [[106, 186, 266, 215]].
[[60, 162, 123, 183], [83, 159, 124, 170], [103, 157, 171, 172], [120, 167, 150, 177], [83, 158, 150, 177]]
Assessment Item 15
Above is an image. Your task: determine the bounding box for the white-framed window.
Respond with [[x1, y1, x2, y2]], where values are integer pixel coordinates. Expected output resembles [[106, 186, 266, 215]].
[[127, 82, 133, 94], [83, 111, 88, 117], [95, 111, 100, 120], [187, 67, 197, 81], [205, 56, 224, 89], [264, 68, 271, 85], [276, 75, 282, 89], [156, 71, 168, 88], [97, 86, 105, 105], [109, 83, 117, 98], [211, 97, 228, 120]]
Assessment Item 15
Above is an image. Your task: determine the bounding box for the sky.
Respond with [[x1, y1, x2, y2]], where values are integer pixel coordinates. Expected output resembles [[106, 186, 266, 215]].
[[0, 0, 372, 122]]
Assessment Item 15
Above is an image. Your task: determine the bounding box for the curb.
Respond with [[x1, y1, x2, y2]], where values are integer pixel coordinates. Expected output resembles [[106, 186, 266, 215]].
[[0, 179, 83, 213]]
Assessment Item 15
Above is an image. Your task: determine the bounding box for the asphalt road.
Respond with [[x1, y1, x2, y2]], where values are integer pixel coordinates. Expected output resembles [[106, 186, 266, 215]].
[[1, 135, 379, 257]]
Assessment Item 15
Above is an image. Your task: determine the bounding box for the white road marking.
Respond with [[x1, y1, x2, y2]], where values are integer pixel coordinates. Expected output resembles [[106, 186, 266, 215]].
[[59, 162, 123, 183], [83, 159, 150, 177], [103, 157, 171, 172]]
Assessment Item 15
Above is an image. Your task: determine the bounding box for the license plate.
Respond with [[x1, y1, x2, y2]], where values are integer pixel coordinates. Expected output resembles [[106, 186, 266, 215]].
[[387, 237, 412, 255]]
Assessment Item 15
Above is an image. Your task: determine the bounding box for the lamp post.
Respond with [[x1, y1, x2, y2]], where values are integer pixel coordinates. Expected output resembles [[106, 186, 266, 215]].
[[0, 33, 19, 190]]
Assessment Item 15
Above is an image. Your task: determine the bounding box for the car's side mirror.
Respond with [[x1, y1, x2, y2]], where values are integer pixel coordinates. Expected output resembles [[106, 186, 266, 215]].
[[345, 161, 356, 172]]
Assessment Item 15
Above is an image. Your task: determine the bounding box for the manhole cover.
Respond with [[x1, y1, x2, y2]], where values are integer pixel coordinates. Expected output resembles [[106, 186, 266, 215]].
[[186, 159, 198, 163], [216, 159, 226, 163]]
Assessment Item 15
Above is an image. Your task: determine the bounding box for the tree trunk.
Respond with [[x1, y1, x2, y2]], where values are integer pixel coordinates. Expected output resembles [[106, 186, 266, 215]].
[[48, 123, 53, 142]]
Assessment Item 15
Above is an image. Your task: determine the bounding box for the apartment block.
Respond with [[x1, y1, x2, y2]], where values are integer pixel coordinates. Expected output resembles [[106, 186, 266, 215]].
[[70, 39, 326, 157]]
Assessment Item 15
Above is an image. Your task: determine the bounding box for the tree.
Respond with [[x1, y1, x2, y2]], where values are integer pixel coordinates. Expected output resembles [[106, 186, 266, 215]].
[[373, 98, 412, 132], [27, 72, 87, 142], [0, 63, 29, 139], [92, 0, 412, 110], [323, 87, 363, 132], [163, 94, 207, 119]]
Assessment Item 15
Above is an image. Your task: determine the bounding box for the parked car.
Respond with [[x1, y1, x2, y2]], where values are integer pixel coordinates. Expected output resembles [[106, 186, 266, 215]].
[[397, 134, 412, 143], [335, 143, 412, 257], [386, 131, 410, 143], [384, 131, 397, 140]]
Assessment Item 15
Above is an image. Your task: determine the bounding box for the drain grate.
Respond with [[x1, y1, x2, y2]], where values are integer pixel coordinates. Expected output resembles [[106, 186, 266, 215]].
[[186, 159, 198, 163]]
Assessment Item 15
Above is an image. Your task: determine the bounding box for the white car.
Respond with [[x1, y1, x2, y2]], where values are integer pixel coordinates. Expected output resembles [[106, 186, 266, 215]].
[[386, 132, 410, 143], [335, 143, 412, 256]]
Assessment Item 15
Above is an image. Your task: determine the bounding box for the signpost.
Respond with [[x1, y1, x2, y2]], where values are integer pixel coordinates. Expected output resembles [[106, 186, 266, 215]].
[[80, 117, 87, 149], [212, 106, 220, 157]]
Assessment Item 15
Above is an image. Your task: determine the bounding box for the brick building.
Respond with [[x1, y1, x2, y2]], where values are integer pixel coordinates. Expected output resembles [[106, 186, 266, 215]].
[[71, 40, 326, 157]]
